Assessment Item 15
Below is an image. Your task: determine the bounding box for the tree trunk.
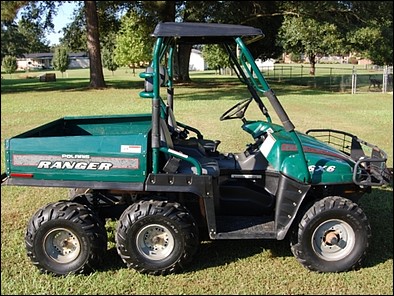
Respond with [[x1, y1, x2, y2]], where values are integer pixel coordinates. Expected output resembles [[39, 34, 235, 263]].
[[85, 1, 106, 88], [174, 44, 192, 82], [160, 1, 175, 22], [308, 53, 316, 76], [154, 1, 192, 82]]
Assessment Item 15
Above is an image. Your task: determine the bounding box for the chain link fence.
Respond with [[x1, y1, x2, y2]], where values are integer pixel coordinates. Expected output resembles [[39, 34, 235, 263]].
[[262, 64, 393, 94]]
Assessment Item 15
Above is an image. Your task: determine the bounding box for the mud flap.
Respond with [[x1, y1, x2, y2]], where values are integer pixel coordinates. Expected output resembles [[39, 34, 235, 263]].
[[275, 174, 310, 240]]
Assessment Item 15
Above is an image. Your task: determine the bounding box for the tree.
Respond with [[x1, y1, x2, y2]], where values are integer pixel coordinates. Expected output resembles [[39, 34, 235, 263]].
[[1, 1, 60, 32], [277, 1, 393, 69], [1, 1, 59, 62], [3, 1, 392, 88], [173, 1, 283, 82], [349, 26, 393, 66], [210, 1, 284, 61], [52, 47, 69, 76], [85, 1, 105, 88], [278, 16, 343, 75], [114, 11, 153, 75], [172, 1, 210, 82], [102, 38, 118, 75], [202, 44, 231, 74], [1, 1, 107, 88], [2, 55, 18, 77], [346, 2, 393, 65], [1, 22, 27, 61], [1, 1, 29, 21], [1, 19, 49, 63], [59, 4, 86, 51], [17, 18, 50, 52]]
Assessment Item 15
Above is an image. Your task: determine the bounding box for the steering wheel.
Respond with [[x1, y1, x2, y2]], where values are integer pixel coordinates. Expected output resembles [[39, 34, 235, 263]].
[[220, 98, 253, 121]]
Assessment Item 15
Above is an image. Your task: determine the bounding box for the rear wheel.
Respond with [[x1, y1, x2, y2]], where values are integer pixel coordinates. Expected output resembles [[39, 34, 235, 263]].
[[290, 196, 371, 272], [25, 201, 107, 276], [115, 199, 199, 275]]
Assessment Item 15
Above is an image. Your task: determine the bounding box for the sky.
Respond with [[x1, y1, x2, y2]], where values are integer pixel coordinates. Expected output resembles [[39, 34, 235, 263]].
[[46, 1, 78, 45]]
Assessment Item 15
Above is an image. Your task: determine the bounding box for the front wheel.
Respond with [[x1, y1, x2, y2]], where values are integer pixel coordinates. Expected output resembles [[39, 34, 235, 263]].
[[115, 199, 199, 275], [25, 201, 108, 276], [290, 196, 371, 273]]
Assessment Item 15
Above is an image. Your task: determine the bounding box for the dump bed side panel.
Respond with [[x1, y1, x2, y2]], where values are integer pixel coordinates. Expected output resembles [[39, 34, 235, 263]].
[[4, 114, 151, 185]]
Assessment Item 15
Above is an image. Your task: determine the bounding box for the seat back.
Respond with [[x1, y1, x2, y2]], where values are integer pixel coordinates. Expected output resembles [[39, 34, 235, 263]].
[[159, 118, 182, 173], [160, 118, 174, 149], [144, 65, 168, 92], [166, 105, 182, 135], [159, 118, 220, 176]]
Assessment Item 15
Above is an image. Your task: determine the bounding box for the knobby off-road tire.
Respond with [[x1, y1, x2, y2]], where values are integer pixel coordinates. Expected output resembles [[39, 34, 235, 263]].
[[290, 196, 371, 273], [25, 201, 108, 276], [115, 199, 200, 275]]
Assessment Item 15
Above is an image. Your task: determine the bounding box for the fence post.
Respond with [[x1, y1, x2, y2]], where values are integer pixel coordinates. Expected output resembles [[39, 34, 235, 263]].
[[351, 66, 356, 94], [279, 66, 283, 82], [382, 65, 388, 93]]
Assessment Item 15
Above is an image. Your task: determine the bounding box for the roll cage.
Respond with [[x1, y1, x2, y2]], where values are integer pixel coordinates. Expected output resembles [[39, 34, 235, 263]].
[[140, 22, 311, 182]]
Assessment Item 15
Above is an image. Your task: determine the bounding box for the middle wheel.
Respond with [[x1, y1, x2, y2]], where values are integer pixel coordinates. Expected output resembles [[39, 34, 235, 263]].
[[115, 199, 199, 275]]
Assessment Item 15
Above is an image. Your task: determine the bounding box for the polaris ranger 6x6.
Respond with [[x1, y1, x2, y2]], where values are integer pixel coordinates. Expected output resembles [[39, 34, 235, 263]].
[[1, 22, 392, 276]]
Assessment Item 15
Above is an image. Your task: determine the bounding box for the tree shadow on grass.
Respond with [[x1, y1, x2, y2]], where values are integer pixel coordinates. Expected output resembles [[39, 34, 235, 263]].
[[1, 77, 143, 94], [98, 239, 292, 274], [2, 74, 346, 97]]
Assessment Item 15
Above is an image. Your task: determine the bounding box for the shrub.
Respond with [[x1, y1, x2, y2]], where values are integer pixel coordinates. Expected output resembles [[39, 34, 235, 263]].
[[2, 55, 18, 76]]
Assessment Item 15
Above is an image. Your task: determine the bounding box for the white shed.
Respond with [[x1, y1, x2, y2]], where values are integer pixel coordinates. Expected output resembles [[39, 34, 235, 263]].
[[189, 49, 207, 71]]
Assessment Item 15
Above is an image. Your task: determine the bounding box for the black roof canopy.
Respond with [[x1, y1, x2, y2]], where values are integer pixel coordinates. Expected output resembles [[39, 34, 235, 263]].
[[152, 22, 264, 44]]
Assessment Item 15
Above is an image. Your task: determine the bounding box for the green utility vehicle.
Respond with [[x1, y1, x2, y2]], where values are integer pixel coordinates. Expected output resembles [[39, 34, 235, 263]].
[[2, 22, 392, 276]]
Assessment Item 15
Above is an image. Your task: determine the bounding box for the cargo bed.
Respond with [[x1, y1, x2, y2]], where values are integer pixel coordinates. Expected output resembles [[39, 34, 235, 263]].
[[2, 114, 152, 190]]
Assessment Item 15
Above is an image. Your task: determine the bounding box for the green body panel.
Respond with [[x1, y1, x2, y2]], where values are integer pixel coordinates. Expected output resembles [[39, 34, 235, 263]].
[[5, 114, 152, 183], [297, 133, 355, 184], [243, 121, 355, 184], [242, 120, 283, 138]]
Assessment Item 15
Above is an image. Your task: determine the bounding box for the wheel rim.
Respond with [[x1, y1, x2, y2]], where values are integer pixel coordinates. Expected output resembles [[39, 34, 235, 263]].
[[311, 219, 355, 261], [136, 224, 175, 261], [43, 228, 81, 263]]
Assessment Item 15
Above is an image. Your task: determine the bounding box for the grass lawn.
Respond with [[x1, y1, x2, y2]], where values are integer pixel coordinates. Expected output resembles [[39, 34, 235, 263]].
[[1, 68, 393, 295]]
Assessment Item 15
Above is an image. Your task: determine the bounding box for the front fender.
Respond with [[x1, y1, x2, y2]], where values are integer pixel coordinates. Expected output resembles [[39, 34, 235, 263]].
[[307, 155, 354, 184], [281, 154, 354, 185]]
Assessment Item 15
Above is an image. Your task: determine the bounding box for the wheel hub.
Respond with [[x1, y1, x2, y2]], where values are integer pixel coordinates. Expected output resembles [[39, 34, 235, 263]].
[[136, 224, 175, 260], [324, 231, 339, 245], [44, 228, 81, 263], [144, 229, 169, 251], [312, 219, 355, 261]]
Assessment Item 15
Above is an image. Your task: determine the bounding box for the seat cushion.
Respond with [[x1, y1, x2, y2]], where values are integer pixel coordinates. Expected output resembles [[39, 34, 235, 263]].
[[177, 156, 220, 177]]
